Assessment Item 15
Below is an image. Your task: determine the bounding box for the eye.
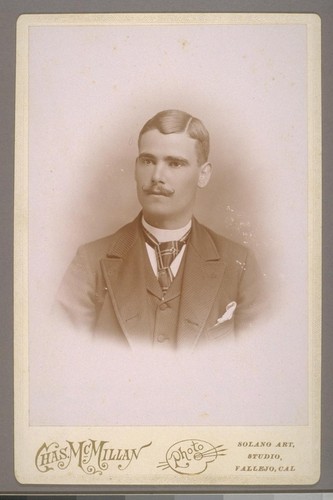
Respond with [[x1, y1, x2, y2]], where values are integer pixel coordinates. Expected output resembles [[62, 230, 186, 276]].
[[168, 160, 183, 168], [139, 157, 154, 166]]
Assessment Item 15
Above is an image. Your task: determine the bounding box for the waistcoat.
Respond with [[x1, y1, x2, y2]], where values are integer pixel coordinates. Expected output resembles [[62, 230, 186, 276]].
[[143, 240, 186, 349]]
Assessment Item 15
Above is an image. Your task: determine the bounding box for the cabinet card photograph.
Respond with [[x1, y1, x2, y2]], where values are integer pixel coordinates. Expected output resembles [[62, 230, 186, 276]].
[[14, 13, 321, 486]]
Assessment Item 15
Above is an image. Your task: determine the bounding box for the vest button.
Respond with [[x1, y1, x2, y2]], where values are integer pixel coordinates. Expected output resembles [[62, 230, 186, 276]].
[[159, 302, 169, 310], [157, 334, 168, 343]]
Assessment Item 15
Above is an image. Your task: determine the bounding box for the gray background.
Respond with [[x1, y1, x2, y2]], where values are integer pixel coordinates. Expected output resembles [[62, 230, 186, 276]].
[[0, 0, 332, 494]]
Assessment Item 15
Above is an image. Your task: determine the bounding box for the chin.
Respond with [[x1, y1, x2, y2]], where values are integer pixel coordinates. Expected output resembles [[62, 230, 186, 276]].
[[144, 209, 189, 230], [144, 210, 168, 224]]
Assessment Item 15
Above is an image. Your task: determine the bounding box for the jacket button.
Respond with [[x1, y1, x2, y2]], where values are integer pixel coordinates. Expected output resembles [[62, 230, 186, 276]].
[[159, 302, 169, 311]]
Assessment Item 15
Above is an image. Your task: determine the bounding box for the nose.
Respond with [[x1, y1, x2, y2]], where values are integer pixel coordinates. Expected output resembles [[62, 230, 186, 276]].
[[151, 161, 165, 184]]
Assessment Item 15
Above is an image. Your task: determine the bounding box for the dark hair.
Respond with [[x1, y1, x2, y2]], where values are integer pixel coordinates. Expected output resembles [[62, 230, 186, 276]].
[[138, 109, 210, 164]]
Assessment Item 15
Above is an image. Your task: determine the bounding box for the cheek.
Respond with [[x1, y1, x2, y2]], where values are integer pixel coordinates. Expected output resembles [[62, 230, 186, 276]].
[[135, 167, 144, 185], [178, 174, 199, 197], [136, 164, 153, 179]]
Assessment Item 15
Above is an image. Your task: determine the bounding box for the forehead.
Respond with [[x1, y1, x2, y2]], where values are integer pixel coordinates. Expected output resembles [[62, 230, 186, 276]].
[[138, 129, 198, 157]]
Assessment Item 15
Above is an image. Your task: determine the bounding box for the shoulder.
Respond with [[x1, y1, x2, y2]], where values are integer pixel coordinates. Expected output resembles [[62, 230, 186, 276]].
[[76, 216, 140, 266], [209, 226, 248, 255], [193, 218, 250, 263]]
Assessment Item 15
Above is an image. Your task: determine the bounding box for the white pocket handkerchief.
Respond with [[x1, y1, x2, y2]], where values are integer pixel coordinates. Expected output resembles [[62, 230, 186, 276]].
[[214, 301, 237, 326]]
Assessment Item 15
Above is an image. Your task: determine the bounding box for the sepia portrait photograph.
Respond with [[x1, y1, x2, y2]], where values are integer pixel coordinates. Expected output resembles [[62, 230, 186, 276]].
[[14, 13, 321, 485]]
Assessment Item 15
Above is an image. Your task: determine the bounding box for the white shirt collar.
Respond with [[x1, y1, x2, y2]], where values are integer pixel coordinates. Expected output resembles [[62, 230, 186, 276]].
[[142, 217, 192, 243]]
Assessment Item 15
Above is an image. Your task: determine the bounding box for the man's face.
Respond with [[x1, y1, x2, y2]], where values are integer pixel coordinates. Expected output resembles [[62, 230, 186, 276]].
[[135, 129, 211, 229]]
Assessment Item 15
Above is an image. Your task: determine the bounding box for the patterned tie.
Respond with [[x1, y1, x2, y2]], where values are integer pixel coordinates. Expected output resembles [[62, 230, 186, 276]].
[[142, 227, 191, 294]]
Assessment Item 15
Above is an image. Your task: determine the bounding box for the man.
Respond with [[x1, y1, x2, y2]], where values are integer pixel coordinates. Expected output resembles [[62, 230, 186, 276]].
[[56, 109, 261, 350]]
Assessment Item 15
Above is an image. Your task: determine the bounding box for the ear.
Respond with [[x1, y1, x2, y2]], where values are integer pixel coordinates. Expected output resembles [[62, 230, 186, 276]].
[[197, 162, 212, 188]]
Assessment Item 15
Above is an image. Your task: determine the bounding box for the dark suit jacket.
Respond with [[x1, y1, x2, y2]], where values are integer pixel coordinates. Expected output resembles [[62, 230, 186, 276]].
[[56, 214, 261, 350]]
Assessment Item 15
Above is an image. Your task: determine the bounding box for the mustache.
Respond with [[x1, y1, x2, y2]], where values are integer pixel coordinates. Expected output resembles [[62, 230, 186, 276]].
[[142, 183, 175, 196]]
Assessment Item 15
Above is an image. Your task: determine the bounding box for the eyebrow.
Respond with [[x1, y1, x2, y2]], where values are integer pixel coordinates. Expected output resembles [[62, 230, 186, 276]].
[[137, 153, 156, 160], [137, 153, 190, 165], [165, 155, 189, 165]]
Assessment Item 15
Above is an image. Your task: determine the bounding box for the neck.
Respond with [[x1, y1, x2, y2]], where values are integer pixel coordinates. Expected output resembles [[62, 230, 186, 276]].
[[142, 217, 192, 243], [142, 212, 192, 230]]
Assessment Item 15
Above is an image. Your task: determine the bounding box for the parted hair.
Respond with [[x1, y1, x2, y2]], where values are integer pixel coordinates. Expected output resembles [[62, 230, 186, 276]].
[[138, 109, 210, 165]]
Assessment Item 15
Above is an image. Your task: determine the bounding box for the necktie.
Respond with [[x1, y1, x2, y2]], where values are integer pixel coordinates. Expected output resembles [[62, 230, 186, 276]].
[[142, 227, 191, 294]]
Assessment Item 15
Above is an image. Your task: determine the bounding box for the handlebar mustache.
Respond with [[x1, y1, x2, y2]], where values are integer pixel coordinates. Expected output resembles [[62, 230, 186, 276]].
[[142, 184, 175, 196]]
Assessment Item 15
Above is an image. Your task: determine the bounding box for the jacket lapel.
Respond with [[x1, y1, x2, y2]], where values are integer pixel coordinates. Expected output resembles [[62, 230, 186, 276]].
[[177, 219, 226, 350], [100, 216, 153, 348], [99, 215, 227, 350]]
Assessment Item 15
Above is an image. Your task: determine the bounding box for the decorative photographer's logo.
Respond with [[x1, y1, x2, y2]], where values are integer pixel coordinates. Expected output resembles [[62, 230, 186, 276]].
[[35, 439, 152, 475], [158, 439, 227, 475]]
